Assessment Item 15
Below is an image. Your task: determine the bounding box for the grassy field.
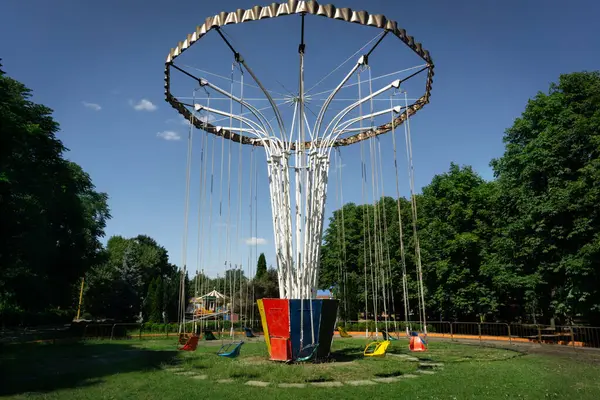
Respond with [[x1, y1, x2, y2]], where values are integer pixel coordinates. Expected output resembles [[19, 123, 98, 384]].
[[1, 337, 599, 399]]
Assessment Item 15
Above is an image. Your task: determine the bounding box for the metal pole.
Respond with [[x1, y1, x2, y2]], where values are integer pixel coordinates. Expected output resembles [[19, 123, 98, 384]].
[[76, 277, 85, 320]]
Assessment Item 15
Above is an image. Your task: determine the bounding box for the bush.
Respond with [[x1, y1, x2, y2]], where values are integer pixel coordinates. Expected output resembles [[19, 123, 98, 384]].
[[1, 307, 75, 327]]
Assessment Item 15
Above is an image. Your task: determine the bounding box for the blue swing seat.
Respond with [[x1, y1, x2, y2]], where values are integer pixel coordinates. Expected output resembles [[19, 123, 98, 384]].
[[217, 341, 244, 358], [243, 327, 257, 338]]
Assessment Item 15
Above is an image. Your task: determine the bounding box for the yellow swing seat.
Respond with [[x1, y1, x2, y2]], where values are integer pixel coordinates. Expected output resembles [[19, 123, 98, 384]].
[[337, 326, 352, 338], [364, 340, 391, 357]]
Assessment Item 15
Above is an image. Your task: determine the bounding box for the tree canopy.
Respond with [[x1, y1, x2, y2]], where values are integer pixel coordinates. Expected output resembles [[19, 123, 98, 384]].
[[319, 71, 600, 326], [0, 62, 110, 325]]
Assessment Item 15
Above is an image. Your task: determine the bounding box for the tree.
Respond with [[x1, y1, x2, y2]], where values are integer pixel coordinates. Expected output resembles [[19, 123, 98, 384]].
[[84, 234, 177, 321], [490, 71, 600, 325], [418, 163, 498, 321], [0, 62, 110, 325], [319, 199, 418, 322], [256, 253, 267, 279], [145, 277, 164, 323], [253, 268, 279, 300]]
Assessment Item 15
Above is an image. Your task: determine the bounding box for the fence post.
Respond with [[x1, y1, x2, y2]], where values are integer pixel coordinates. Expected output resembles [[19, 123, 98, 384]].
[[450, 322, 454, 341], [570, 325, 575, 349], [507, 324, 512, 345], [139, 324, 142, 340], [537, 325, 542, 344], [110, 324, 116, 340], [478, 323, 482, 344]]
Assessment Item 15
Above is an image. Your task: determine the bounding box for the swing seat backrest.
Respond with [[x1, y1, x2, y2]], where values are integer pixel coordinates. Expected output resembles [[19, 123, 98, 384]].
[[203, 330, 217, 340], [364, 340, 391, 357], [217, 341, 244, 358], [337, 326, 352, 338], [296, 343, 319, 362], [179, 335, 200, 351], [178, 333, 190, 345]]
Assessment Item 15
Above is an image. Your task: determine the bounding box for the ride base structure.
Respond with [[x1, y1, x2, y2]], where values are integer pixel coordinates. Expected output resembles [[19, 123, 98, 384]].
[[258, 298, 338, 362]]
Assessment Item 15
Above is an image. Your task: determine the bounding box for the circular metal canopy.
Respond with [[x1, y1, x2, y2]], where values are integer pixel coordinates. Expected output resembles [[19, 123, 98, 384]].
[[164, 0, 434, 148]]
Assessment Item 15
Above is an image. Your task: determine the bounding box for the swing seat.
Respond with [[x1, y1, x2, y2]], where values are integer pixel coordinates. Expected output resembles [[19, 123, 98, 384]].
[[409, 332, 427, 352], [217, 341, 244, 358], [179, 335, 200, 351], [296, 343, 319, 362], [364, 340, 391, 357], [337, 326, 352, 338], [382, 331, 398, 341], [178, 333, 190, 345], [244, 327, 257, 338], [203, 330, 217, 341]]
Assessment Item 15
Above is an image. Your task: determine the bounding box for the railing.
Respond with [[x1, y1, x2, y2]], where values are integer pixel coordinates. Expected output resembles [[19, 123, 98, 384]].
[[2, 320, 599, 349], [336, 321, 600, 349], [80, 320, 264, 341]]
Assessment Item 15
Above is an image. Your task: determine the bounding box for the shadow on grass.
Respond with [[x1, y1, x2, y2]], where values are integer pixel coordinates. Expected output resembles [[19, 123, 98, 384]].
[[230, 371, 260, 379], [0, 340, 178, 396], [374, 371, 405, 378], [328, 345, 366, 362], [305, 377, 334, 382]]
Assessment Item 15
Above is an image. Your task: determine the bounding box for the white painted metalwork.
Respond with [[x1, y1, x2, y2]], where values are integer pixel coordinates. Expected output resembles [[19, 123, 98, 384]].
[[191, 54, 405, 300]]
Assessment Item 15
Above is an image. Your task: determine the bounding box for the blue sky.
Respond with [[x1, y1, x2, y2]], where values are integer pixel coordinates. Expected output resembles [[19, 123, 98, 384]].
[[2, 0, 599, 280]]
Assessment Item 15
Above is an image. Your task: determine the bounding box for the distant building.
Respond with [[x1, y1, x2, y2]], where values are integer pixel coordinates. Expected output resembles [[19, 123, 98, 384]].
[[186, 289, 228, 316]]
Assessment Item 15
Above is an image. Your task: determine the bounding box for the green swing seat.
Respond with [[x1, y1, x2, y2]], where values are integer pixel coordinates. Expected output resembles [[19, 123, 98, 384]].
[[296, 343, 319, 362]]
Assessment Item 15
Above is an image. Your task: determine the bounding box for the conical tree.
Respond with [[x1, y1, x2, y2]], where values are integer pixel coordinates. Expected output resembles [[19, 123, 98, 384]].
[[256, 253, 267, 280]]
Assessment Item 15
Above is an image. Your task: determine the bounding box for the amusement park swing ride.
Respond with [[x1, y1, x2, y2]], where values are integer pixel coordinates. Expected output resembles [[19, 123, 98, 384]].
[[166, 0, 433, 361]]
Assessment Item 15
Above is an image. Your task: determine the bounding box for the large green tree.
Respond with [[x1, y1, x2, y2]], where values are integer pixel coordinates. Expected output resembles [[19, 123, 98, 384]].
[[490, 71, 600, 325], [84, 235, 177, 321], [418, 163, 499, 321], [0, 62, 110, 325]]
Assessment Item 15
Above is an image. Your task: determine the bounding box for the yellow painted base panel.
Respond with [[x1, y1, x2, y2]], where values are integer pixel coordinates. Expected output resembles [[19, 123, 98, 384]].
[[256, 299, 272, 354]]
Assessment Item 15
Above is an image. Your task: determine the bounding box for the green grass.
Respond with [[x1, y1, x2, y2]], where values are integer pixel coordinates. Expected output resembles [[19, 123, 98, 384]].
[[1, 337, 599, 399]]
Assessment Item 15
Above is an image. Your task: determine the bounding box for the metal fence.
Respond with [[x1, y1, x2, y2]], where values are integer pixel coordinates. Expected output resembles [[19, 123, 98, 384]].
[[337, 321, 600, 349], [2, 320, 599, 349]]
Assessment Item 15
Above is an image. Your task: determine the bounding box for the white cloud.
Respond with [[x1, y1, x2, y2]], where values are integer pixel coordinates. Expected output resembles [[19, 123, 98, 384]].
[[157, 130, 181, 141], [82, 101, 101, 111], [245, 237, 267, 245], [131, 99, 157, 111]]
